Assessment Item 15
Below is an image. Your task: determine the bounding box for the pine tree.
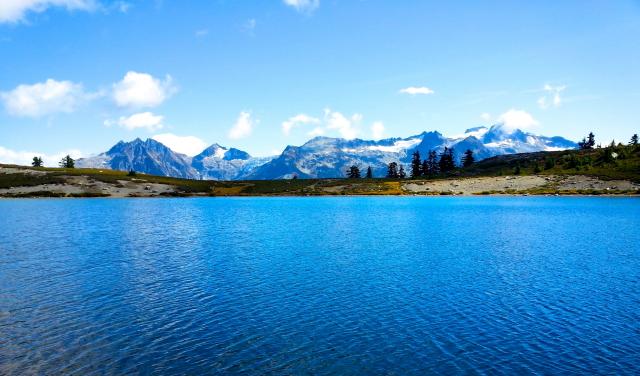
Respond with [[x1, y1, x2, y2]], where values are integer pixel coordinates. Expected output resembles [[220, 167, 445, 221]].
[[398, 165, 406, 179], [426, 150, 439, 176], [513, 164, 521, 175], [386, 162, 399, 178], [31, 156, 43, 167], [438, 147, 455, 173], [630, 134, 638, 146], [410, 150, 422, 178], [587, 132, 596, 148], [461, 149, 475, 167], [421, 159, 429, 177], [579, 132, 596, 150], [346, 165, 361, 179], [365, 166, 373, 178], [59, 155, 75, 168]]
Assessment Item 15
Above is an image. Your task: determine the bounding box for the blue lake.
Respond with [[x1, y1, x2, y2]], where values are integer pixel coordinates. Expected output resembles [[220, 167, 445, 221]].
[[1, 197, 639, 375]]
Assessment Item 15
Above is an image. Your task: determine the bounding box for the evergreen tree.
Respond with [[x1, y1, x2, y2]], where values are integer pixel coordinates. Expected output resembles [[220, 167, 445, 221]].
[[461, 149, 475, 167], [630, 134, 638, 146], [421, 159, 429, 177], [513, 164, 521, 175], [579, 132, 596, 150], [127, 169, 137, 177], [31, 156, 43, 167], [59, 155, 75, 168], [398, 165, 406, 179], [346, 165, 361, 179], [410, 150, 422, 178], [426, 150, 439, 176], [587, 132, 596, 148], [386, 162, 399, 178], [438, 147, 455, 173], [365, 166, 373, 179]]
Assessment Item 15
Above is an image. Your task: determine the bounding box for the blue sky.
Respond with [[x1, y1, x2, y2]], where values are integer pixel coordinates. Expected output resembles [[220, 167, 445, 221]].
[[1, 0, 639, 164]]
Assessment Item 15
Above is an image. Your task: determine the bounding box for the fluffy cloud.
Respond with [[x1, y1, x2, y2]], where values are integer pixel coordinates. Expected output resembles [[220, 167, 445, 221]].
[[283, 109, 386, 140], [0, 0, 96, 23], [107, 112, 164, 131], [371, 121, 385, 140], [325, 109, 361, 139], [228, 111, 255, 140], [0, 145, 82, 167], [497, 109, 539, 131], [112, 71, 175, 108], [538, 84, 566, 109], [1, 79, 88, 117], [151, 133, 208, 156], [282, 113, 320, 135], [283, 0, 319, 13], [399, 86, 435, 95]]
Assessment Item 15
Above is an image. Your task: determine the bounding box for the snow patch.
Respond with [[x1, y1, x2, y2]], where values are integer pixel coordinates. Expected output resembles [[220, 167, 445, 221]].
[[367, 138, 421, 153], [214, 147, 227, 159], [485, 140, 516, 148]]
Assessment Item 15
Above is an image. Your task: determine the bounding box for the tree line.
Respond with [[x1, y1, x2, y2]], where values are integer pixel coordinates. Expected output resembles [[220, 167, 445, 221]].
[[346, 148, 475, 179], [578, 131, 639, 150]]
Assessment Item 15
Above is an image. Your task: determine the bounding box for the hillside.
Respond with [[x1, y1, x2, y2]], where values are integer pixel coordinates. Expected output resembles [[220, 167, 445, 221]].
[[2, 144, 639, 198]]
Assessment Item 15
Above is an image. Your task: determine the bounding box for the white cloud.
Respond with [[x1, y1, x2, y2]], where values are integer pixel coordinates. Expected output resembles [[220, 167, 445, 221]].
[[537, 84, 566, 109], [0, 0, 96, 23], [283, 0, 319, 13], [108, 112, 164, 131], [497, 109, 539, 131], [480, 112, 491, 122], [324, 109, 361, 139], [0, 145, 82, 167], [282, 113, 320, 135], [151, 133, 207, 156], [371, 121, 384, 140], [112, 71, 175, 108], [228, 111, 255, 140], [1, 79, 88, 117], [399, 86, 435, 95]]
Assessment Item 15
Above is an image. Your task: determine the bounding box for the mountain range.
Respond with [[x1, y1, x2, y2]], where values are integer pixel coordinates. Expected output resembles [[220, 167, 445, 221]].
[[77, 124, 577, 180]]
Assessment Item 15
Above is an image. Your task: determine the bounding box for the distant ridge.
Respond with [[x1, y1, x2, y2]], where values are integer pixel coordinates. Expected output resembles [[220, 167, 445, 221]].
[[77, 124, 576, 180]]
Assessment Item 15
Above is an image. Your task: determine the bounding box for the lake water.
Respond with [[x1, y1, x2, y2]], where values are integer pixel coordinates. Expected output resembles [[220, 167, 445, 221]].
[[1, 197, 639, 375]]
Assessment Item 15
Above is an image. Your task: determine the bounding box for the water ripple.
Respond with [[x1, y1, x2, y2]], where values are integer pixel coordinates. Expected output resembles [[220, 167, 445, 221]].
[[1, 197, 639, 375]]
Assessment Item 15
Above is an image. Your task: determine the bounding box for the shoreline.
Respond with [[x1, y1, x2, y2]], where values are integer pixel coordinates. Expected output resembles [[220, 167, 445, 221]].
[[2, 165, 639, 198]]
